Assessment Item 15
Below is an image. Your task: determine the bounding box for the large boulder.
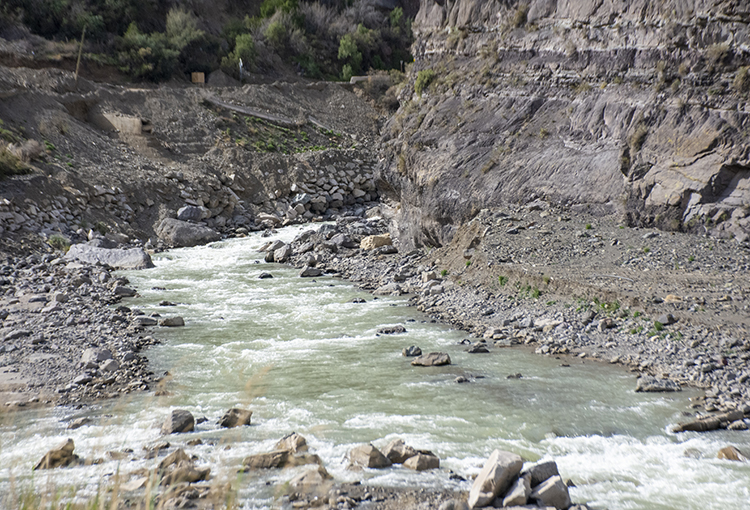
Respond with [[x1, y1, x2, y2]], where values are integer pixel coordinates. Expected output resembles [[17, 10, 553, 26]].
[[361, 233, 392, 250], [65, 244, 154, 269], [34, 438, 81, 469], [382, 438, 417, 464], [155, 218, 220, 248], [468, 449, 524, 508], [522, 460, 560, 487], [218, 408, 253, 428], [288, 466, 333, 491], [403, 452, 440, 471], [529, 475, 571, 509], [177, 205, 209, 221], [500, 474, 531, 507], [161, 409, 195, 434], [243, 450, 289, 470], [411, 352, 451, 367], [349, 444, 392, 468], [275, 432, 308, 453]]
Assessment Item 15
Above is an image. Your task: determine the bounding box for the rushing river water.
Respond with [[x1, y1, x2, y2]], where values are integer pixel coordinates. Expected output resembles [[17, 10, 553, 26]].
[[2, 225, 750, 509]]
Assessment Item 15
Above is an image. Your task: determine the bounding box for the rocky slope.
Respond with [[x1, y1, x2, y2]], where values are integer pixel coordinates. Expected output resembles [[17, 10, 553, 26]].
[[0, 65, 384, 255], [379, 0, 750, 250]]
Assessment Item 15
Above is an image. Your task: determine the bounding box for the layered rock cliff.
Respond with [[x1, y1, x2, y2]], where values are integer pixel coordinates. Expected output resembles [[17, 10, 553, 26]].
[[379, 0, 750, 249]]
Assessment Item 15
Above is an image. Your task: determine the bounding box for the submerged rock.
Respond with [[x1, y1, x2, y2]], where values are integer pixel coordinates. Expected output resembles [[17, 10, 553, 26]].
[[635, 376, 681, 392]]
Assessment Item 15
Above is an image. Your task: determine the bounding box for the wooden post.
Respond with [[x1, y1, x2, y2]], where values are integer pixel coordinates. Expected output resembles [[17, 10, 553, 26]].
[[74, 25, 86, 88]]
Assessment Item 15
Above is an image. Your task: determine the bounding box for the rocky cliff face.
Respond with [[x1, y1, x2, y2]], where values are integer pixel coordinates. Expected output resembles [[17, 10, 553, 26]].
[[379, 0, 750, 249]]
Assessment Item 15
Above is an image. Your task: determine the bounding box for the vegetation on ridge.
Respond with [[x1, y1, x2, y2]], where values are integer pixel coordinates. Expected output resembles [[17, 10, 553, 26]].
[[0, 0, 414, 82]]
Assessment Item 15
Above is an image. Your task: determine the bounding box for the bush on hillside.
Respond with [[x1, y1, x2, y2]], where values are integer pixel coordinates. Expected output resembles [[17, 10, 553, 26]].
[[117, 22, 179, 81], [221, 33, 256, 78]]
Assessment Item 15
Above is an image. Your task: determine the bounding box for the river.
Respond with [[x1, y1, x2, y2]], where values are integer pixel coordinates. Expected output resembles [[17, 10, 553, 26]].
[[1, 225, 749, 509]]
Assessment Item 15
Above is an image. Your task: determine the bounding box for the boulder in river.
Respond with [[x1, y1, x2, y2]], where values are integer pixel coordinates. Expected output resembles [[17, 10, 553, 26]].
[[34, 438, 81, 469], [403, 451, 440, 471], [499, 473, 531, 507], [529, 475, 571, 509], [717, 446, 747, 461], [161, 409, 195, 434], [156, 218, 220, 248], [158, 316, 185, 327], [218, 408, 253, 428], [243, 450, 289, 470], [673, 410, 744, 433], [411, 352, 451, 367], [382, 438, 417, 464], [468, 449, 523, 508], [635, 376, 681, 392], [288, 465, 333, 491], [275, 432, 308, 453], [402, 345, 422, 357], [300, 266, 323, 277], [377, 324, 406, 334], [522, 460, 560, 487], [65, 244, 154, 270], [349, 443, 392, 469]]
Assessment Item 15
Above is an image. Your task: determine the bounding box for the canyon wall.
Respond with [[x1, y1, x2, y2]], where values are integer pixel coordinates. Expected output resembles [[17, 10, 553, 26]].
[[379, 0, 750, 248]]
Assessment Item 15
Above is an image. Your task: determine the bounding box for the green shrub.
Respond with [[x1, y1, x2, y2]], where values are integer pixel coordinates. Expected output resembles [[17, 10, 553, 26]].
[[260, 0, 298, 18], [221, 33, 256, 77], [0, 150, 29, 179], [414, 69, 435, 96], [118, 23, 179, 81], [48, 234, 71, 252], [264, 20, 287, 49], [166, 8, 203, 51], [513, 3, 529, 27], [498, 275, 508, 286], [338, 33, 362, 76]]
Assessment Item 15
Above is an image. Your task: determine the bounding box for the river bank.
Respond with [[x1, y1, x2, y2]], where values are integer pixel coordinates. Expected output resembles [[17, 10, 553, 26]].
[[277, 206, 750, 427]]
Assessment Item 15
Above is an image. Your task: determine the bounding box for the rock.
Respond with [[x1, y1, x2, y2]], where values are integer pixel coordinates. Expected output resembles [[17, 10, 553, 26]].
[[2, 329, 32, 341], [288, 466, 333, 491], [161, 409, 195, 434], [349, 444, 392, 468], [468, 449, 524, 508], [522, 460, 560, 488], [100, 359, 119, 373], [121, 477, 149, 492], [274, 244, 293, 263], [68, 417, 92, 430], [439, 500, 469, 510], [382, 438, 417, 464], [672, 410, 744, 433], [243, 450, 289, 469], [529, 475, 571, 510], [156, 218, 220, 248], [34, 438, 80, 469], [135, 316, 158, 327], [468, 343, 490, 353], [177, 205, 208, 222], [361, 233, 392, 250], [403, 452, 439, 471], [257, 213, 282, 226], [330, 233, 358, 248], [500, 474, 531, 507], [158, 448, 191, 470], [161, 464, 210, 486], [275, 432, 308, 453], [411, 352, 451, 367], [81, 348, 112, 364], [114, 285, 137, 297], [300, 266, 323, 277], [258, 272, 273, 279], [728, 420, 748, 431], [73, 373, 93, 384], [636, 376, 681, 392], [377, 324, 406, 334], [657, 313, 677, 325], [218, 408, 253, 428], [717, 446, 747, 461], [374, 282, 402, 295], [402, 345, 422, 357], [581, 310, 596, 324], [159, 316, 185, 327], [65, 245, 154, 270], [597, 318, 616, 332]]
